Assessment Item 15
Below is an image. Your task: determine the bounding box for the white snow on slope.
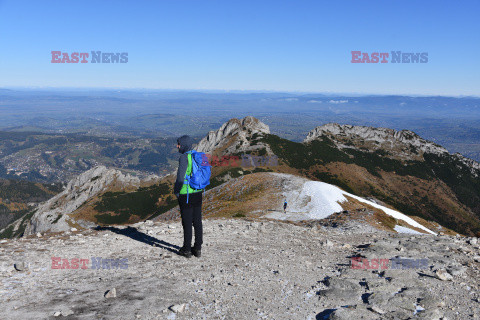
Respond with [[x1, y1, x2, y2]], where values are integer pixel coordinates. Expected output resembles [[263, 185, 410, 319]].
[[394, 225, 423, 235], [265, 174, 435, 235]]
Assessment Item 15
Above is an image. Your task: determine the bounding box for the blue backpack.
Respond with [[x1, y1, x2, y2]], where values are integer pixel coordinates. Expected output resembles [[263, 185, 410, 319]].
[[185, 150, 211, 203]]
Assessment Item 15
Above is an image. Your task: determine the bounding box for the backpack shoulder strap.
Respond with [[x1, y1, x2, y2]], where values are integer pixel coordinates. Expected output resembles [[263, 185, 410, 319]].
[[186, 152, 193, 176]]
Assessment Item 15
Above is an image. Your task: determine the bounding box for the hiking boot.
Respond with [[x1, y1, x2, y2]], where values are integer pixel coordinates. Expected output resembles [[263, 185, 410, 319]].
[[178, 247, 192, 258], [191, 247, 201, 258]]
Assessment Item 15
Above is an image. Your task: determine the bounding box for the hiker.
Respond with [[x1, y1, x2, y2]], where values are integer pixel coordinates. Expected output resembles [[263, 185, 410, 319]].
[[174, 135, 209, 258], [283, 199, 287, 213]]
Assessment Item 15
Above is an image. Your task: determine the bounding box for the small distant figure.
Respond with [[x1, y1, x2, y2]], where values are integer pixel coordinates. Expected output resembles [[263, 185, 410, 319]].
[[283, 199, 288, 213]]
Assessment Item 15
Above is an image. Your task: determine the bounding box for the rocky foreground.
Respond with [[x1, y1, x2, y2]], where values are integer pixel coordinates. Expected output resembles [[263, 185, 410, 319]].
[[1, 218, 480, 319]]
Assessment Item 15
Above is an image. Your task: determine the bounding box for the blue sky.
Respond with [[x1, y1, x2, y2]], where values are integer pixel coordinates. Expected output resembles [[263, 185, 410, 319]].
[[0, 0, 479, 95]]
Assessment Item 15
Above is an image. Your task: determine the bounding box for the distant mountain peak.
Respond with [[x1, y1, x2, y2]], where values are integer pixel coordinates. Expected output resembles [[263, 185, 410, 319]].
[[196, 116, 271, 155], [304, 123, 480, 177], [304, 123, 450, 160]]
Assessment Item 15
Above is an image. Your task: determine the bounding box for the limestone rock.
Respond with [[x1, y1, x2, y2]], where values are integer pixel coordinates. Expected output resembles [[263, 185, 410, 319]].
[[328, 306, 377, 319], [435, 269, 453, 281], [104, 287, 117, 298], [22, 166, 142, 236], [14, 262, 28, 271], [304, 123, 480, 176], [196, 116, 271, 155], [169, 303, 186, 313], [318, 278, 362, 305]]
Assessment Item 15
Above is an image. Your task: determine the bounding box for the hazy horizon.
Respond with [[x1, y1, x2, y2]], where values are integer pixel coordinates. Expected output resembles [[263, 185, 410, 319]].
[[2, 87, 480, 99]]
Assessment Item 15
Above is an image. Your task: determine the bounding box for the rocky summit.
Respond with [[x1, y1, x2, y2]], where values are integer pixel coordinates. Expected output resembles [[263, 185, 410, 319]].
[[196, 116, 272, 155], [1, 218, 480, 319], [304, 123, 480, 174]]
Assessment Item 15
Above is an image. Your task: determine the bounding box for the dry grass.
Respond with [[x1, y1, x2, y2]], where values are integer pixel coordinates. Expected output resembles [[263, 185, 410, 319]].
[[408, 216, 458, 236], [340, 195, 432, 234], [309, 161, 478, 235], [0, 200, 28, 211], [200, 173, 283, 219]]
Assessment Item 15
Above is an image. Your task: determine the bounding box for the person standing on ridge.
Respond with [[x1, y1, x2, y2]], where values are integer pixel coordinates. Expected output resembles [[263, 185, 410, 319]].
[[174, 135, 204, 258], [283, 199, 288, 213]]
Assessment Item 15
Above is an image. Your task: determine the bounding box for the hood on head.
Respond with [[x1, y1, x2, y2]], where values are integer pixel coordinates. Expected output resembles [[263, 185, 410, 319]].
[[177, 135, 193, 154]]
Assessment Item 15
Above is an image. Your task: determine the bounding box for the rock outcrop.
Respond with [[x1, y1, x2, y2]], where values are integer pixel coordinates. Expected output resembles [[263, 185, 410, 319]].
[[196, 116, 271, 155], [305, 123, 447, 159], [305, 123, 480, 176], [0, 166, 163, 237], [24, 166, 143, 235]]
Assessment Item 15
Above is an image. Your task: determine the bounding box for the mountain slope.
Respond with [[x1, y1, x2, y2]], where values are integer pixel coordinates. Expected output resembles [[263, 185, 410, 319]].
[[250, 124, 480, 236], [264, 173, 435, 234], [3, 116, 479, 237], [0, 166, 167, 238], [155, 172, 447, 236], [190, 117, 480, 235]]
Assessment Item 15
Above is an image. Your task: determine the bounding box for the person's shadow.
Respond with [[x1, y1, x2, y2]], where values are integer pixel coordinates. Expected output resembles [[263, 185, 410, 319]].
[[94, 225, 180, 254]]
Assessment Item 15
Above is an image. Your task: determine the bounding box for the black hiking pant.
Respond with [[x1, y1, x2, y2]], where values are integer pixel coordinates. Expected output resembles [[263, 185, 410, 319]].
[[178, 192, 203, 250]]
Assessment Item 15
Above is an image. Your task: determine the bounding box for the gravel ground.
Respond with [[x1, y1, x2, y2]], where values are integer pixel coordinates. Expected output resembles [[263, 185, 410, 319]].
[[1, 218, 480, 319]]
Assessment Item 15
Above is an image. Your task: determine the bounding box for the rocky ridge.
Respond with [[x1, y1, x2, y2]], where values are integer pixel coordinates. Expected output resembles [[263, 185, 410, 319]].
[[1, 166, 160, 237], [304, 122, 480, 178], [196, 116, 272, 155], [305, 123, 448, 159]]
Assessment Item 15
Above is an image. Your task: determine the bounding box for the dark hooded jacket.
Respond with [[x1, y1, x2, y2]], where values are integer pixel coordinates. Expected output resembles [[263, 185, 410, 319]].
[[174, 135, 193, 196]]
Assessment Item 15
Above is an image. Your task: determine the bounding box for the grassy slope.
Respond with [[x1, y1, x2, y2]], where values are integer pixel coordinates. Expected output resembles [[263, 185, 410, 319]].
[[259, 133, 480, 235]]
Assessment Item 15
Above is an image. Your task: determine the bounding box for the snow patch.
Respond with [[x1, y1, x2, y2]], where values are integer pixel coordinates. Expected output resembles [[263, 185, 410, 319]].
[[265, 177, 436, 235], [394, 225, 424, 235]]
